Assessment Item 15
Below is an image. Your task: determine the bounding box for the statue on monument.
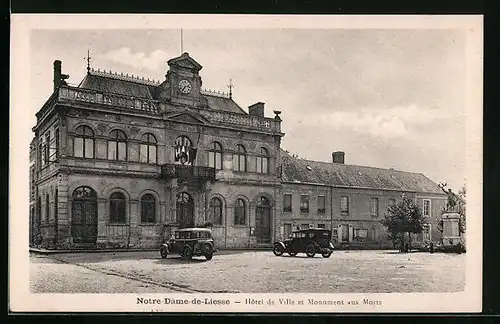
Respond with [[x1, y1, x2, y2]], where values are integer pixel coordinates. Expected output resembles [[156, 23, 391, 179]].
[[438, 182, 458, 212]]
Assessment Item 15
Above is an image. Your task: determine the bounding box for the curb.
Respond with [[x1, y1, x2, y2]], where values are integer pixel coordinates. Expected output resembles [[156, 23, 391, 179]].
[[29, 247, 273, 254]]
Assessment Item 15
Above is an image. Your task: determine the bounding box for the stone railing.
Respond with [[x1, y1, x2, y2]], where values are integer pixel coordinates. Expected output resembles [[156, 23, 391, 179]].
[[198, 109, 281, 133], [51, 86, 281, 133], [58, 86, 165, 115]]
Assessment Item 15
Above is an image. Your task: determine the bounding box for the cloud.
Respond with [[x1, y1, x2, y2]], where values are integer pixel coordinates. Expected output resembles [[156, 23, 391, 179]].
[[99, 47, 170, 71], [294, 104, 447, 140]]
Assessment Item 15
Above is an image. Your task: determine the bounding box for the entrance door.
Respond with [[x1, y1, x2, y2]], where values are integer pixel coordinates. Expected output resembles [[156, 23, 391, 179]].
[[71, 186, 98, 244], [255, 196, 271, 244], [341, 224, 349, 243], [176, 192, 194, 228]]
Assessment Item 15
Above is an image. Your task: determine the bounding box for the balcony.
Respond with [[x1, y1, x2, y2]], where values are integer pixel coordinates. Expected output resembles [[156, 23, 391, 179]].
[[161, 164, 216, 182]]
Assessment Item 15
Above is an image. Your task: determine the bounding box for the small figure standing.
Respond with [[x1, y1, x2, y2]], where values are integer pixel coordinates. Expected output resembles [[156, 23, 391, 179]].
[[438, 182, 458, 212]]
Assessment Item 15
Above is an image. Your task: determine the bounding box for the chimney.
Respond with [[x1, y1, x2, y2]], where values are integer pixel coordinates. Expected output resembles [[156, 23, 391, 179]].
[[53, 60, 62, 92], [332, 151, 345, 164], [248, 102, 265, 117]]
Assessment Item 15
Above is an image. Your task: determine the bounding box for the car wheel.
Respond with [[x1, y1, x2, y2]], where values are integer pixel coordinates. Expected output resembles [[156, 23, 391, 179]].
[[205, 254, 213, 260], [160, 247, 168, 259], [305, 244, 316, 258], [183, 246, 193, 260], [288, 251, 297, 257], [273, 244, 284, 256], [322, 251, 332, 258]]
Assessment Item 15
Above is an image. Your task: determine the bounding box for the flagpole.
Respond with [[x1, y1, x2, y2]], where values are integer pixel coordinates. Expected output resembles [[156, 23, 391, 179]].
[[180, 29, 183, 54]]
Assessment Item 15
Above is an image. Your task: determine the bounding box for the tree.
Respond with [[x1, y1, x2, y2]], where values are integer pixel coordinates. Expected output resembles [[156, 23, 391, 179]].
[[381, 194, 426, 252]]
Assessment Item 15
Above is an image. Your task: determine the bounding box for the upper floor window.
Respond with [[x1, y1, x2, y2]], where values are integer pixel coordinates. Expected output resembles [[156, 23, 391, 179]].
[[256, 147, 269, 174], [108, 130, 127, 161], [44, 133, 50, 165], [317, 196, 326, 214], [141, 194, 156, 223], [370, 197, 379, 217], [300, 195, 309, 213], [283, 194, 292, 212], [140, 133, 157, 164], [234, 198, 246, 225], [340, 196, 349, 216], [74, 125, 94, 158], [210, 197, 222, 225], [208, 141, 223, 170], [54, 128, 60, 161], [423, 199, 431, 217], [39, 143, 44, 167], [175, 136, 194, 165], [110, 192, 126, 223], [233, 144, 246, 172]]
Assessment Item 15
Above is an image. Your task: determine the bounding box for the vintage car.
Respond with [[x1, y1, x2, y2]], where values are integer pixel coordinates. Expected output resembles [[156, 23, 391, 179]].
[[273, 228, 335, 258], [160, 228, 216, 260]]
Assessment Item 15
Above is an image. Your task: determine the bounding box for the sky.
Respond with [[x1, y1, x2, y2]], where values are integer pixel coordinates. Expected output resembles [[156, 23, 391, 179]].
[[29, 28, 466, 191]]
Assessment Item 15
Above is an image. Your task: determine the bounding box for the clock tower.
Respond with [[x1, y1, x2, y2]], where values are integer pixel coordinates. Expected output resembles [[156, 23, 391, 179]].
[[154, 52, 208, 108]]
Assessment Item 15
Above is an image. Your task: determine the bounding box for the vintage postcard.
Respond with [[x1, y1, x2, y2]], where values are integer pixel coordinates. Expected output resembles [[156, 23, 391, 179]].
[[9, 14, 483, 313]]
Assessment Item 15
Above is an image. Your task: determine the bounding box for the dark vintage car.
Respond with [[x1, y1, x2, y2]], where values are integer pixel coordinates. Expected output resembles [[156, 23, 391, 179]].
[[273, 228, 335, 258], [160, 228, 216, 260]]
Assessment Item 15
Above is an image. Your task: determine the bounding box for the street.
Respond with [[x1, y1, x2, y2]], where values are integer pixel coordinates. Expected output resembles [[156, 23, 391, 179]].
[[30, 250, 465, 293]]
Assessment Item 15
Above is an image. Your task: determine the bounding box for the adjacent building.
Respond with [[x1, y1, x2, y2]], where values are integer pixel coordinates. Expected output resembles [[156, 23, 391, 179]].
[[29, 52, 446, 250]]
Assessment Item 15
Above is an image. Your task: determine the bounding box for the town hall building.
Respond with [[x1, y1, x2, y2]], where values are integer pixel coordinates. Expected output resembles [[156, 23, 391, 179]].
[[29, 52, 446, 250]]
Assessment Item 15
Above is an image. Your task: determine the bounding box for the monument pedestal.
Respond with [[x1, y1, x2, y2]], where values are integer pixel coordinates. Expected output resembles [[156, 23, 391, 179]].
[[442, 212, 461, 246]]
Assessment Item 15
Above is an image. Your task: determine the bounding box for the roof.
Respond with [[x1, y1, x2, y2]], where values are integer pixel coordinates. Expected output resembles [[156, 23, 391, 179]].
[[203, 93, 247, 114], [79, 72, 157, 99], [281, 149, 443, 194], [78, 70, 247, 114]]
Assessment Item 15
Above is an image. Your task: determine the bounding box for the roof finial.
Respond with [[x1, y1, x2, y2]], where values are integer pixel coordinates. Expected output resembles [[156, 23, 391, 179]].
[[84, 49, 91, 74], [227, 78, 234, 99]]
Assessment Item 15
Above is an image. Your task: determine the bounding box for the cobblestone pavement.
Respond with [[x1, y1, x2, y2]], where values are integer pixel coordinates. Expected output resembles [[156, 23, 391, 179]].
[[30, 250, 465, 293]]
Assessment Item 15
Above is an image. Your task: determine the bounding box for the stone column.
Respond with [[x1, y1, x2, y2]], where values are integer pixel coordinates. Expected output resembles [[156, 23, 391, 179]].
[[442, 212, 461, 246], [96, 198, 108, 248], [56, 174, 71, 249], [129, 199, 139, 248]]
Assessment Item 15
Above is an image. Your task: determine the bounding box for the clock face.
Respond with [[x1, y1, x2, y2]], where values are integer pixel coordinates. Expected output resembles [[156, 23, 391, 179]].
[[178, 79, 192, 94]]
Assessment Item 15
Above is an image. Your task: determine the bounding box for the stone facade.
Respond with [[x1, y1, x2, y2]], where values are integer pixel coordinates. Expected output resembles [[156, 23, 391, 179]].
[[29, 52, 447, 250]]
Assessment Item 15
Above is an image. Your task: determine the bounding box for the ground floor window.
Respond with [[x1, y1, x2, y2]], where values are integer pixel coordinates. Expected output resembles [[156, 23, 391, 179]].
[[283, 223, 292, 238], [141, 194, 156, 223], [110, 192, 126, 223]]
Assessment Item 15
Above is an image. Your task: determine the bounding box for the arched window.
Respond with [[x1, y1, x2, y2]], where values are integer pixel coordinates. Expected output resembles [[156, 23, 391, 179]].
[[208, 142, 223, 170], [141, 194, 156, 223], [108, 130, 127, 161], [256, 147, 269, 174], [234, 198, 246, 225], [110, 192, 126, 223], [210, 197, 222, 225], [233, 144, 246, 172], [140, 133, 157, 164], [74, 125, 94, 158], [175, 136, 194, 165]]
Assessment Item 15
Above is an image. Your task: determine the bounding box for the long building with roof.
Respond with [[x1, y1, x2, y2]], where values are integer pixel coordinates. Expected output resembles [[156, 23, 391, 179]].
[[29, 52, 445, 250]]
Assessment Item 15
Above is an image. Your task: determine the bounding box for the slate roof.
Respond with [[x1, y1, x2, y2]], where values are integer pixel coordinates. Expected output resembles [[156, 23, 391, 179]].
[[78, 71, 247, 114], [280, 149, 443, 194], [79, 73, 156, 99], [203, 94, 247, 114]]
